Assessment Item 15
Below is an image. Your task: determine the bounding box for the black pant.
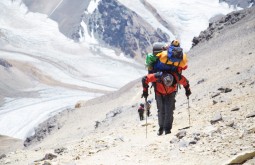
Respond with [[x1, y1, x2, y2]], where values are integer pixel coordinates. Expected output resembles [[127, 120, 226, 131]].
[[139, 112, 144, 120], [147, 109, 150, 117], [155, 92, 176, 131]]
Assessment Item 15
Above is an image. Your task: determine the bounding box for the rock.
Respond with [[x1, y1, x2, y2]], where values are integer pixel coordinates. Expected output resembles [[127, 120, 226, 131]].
[[197, 79, 205, 84], [246, 111, 255, 118], [192, 132, 201, 141], [239, 131, 245, 139], [226, 120, 234, 127], [194, 136, 200, 141], [24, 110, 65, 147], [226, 151, 255, 164], [38, 153, 57, 161], [0, 154, 6, 159], [231, 107, 240, 111], [231, 151, 238, 155], [192, 37, 199, 46], [75, 102, 82, 108], [213, 100, 218, 105], [141, 123, 152, 127], [204, 125, 220, 136], [176, 130, 187, 139], [4, 159, 11, 164], [248, 127, 255, 134], [170, 137, 179, 144], [54, 147, 67, 155], [94, 121, 101, 129], [106, 108, 122, 118], [0, 58, 12, 68], [210, 113, 222, 124], [75, 156, 80, 160], [42, 161, 52, 165], [179, 140, 188, 148], [89, 150, 99, 155], [115, 136, 125, 142], [189, 140, 197, 145], [218, 25, 224, 30], [211, 93, 220, 98], [192, 132, 201, 137], [218, 87, 232, 93]]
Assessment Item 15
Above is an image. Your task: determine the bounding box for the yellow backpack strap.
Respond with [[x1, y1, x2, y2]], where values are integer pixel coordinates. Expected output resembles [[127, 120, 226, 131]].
[[165, 58, 168, 64], [177, 61, 181, 67]]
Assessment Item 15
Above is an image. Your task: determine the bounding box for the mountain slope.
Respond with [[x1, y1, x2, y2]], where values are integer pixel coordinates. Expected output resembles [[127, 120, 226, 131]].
[[22, 0, 91, 40], [1, 6, 255, 165], [0, 0, 145, 140]]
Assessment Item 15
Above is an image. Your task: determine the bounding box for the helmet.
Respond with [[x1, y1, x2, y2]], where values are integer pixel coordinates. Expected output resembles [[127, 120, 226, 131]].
[[162, 73, 174, 87], [171, 40, 180, 47], [140, 103, 144, 107]]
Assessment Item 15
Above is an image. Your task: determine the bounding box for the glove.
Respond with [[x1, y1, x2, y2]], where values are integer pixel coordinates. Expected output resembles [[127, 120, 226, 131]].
[[141, 91, 148, 99], [141, 76, 149, 99], [154, 72, 162, 78], [185, 86, 191, 98], [185, 88, 191, 98]]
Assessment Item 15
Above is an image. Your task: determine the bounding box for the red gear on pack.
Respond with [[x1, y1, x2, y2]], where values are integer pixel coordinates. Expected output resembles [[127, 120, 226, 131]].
[[143, 72, 189, 96]]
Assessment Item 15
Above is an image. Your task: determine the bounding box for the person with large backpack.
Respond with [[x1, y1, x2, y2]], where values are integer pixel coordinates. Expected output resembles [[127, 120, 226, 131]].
[[141, 40, 191, 135]]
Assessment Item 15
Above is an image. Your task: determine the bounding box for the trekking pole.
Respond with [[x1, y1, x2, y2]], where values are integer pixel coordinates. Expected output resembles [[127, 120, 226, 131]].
[[187, 97, 191, 127], [145, 98, 148, 139], [178, 97, 191, 130]]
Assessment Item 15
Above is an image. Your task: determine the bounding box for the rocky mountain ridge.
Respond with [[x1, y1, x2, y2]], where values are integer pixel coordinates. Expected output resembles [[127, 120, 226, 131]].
[[192, 6, 255, 47], [85, 0, 169, 58], [21, 0, 170, 58], [21, 0, 243, 59]]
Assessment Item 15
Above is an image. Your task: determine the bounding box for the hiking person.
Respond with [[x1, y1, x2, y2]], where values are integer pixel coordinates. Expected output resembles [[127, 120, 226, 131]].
[[138, 103, 145, 121], [146, 100, 151, 117], [141, 71, 191, 135]]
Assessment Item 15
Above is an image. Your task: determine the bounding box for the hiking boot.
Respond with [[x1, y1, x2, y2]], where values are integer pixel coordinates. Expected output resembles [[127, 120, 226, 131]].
[[157, 128, 163, 136], [165, 130, 171, 135]]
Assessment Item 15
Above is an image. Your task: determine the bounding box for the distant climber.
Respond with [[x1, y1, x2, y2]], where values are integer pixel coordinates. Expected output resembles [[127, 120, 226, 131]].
[[138, 103, 145, 121], [146, 100, 152, 117], [141, 71, 191, 135]]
